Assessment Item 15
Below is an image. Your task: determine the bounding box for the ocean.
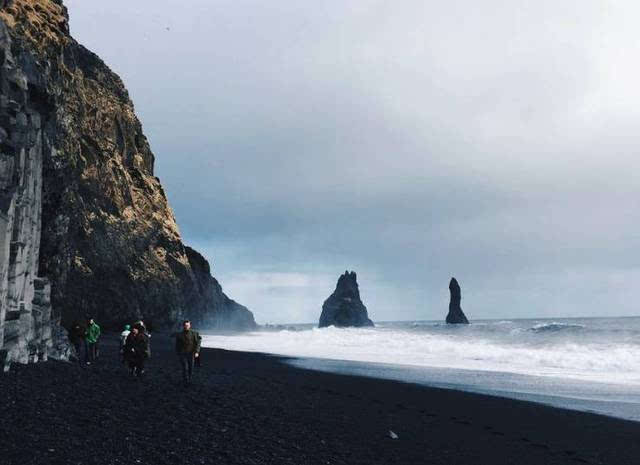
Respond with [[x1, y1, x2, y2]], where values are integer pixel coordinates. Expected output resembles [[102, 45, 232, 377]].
[[201, 317, 640, 422]]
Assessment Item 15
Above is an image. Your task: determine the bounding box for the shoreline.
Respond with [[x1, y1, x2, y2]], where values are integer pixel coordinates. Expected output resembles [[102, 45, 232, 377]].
[[2, 333, 640, 464], [283, 355, 640, 423], [200, 319, 640, 423]]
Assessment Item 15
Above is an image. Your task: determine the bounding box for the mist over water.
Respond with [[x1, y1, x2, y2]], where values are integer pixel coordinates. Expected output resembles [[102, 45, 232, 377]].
[[202, 317, 640, 421]]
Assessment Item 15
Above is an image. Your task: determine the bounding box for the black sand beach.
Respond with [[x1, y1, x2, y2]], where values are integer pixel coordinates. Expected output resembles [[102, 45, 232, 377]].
[[2, 334, 639, 465]]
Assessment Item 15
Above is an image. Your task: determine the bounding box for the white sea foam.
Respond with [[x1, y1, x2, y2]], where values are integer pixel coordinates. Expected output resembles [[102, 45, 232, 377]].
[[528, 322, 585, 332], [202, 319, 640, 385]]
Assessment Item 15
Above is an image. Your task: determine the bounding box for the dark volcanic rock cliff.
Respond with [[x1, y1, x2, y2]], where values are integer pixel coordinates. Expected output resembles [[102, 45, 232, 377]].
[[446, 277, 469, 324], [319, 271, 374, 328], [184, 246, 255, 330], [0, 0, 255, 364]]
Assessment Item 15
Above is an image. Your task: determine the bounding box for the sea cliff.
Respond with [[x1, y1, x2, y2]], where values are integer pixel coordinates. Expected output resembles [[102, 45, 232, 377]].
[[0, 0, 255, 369]]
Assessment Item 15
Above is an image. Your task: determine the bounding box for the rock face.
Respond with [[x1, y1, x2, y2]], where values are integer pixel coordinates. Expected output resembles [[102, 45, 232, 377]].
[[446, 277, 469, 324], [319, 271, 374, 328], [0, 0, 255, 368], [0, 3, 71, 370], [184, 246, 255, 330]]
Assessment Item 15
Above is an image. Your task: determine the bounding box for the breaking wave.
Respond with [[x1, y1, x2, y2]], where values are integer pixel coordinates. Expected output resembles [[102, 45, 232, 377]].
[[202, 318, 640, 385], [528, 322, 585, 333]]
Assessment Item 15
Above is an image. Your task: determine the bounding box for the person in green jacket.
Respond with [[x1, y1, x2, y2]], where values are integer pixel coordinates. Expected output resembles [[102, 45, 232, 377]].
[[85, 318, 101, 364]]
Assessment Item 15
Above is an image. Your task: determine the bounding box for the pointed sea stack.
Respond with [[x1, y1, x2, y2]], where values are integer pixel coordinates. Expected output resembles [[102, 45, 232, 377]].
[[319, 271, 374, 328], [446, 277, 469, 324]]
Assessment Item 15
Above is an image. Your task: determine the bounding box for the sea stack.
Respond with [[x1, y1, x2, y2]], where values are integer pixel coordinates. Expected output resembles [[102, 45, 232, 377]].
[[0, 0, 255, 370], [446, 277, 469, 324], [319, 271, 374, 328]]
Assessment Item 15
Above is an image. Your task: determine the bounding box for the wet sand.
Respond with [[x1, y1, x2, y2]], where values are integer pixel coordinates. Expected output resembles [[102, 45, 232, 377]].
[[1, 333, 639, 465]]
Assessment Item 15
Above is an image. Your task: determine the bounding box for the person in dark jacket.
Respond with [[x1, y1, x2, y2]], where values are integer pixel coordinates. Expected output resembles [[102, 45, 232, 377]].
[[123, 327, 150, 377], [68, 321, 86, 363], [175, 320, 201, 385], [133, 321, 151, 358]]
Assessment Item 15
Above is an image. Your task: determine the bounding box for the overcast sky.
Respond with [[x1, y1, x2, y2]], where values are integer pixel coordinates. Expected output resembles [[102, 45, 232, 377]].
[[64, 0, 640, 324]]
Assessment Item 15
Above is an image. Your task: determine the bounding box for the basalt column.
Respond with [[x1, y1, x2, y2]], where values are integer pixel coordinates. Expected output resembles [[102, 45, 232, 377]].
[[0, 18, 68, 370]]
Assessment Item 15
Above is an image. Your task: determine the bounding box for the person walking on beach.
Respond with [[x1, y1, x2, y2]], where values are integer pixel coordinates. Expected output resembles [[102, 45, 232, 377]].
[[175, 320, 201, 385], [123, 326, 150, 377], [85, 318, 101, 364], [133, 321, 151, 358], [119, 324, 131, 363], [68, 321, 86, 363]]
